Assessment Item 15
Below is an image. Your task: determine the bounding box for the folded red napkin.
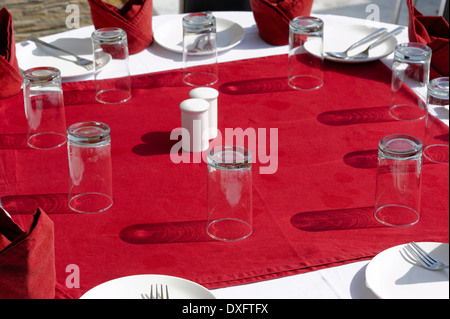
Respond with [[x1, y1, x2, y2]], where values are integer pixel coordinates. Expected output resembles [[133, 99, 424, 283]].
[[0, 207, 56, 299], [0, 8, 22, 99], [88, 0, 153, 55], [250, 0, 314, 45], [407, 0, 449, 79]]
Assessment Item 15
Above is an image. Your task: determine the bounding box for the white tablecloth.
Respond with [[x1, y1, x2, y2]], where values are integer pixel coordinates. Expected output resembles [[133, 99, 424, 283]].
[[16, 11, 413, 299]]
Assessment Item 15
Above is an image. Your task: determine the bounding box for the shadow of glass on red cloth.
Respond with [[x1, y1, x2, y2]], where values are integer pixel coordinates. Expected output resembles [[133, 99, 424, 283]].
[[219, 59, 391, 96], [120, 220, 214, 244], [317, 106, 396, 126], [343, 150, 379, 169], [61, 71, 185, 106], [220, 77, 291, 95], [0, 193, 72, 215], [434, 133, 449, 143], [291, 206, 385, 232]]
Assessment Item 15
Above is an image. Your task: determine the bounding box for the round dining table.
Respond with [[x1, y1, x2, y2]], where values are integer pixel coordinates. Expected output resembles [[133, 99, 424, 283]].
[[7, 10, 448, 300]]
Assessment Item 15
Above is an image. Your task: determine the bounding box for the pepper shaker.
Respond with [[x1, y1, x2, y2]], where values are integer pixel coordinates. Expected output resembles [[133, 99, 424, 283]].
[[189, 87, 219, 139], [180, 98, 210, 152]]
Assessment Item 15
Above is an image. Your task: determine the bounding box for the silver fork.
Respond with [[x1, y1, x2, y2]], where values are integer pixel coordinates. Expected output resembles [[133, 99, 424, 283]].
[[28, 36, 94, 70], [143, 284, 169, 299], [405, 242, 449, 271], [193, 34, 214, 52]]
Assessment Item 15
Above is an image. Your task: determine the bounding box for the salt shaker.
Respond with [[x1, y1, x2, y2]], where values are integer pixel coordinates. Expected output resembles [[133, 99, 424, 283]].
[[189, 87, 219, 139], [180, 98, 210, 152]]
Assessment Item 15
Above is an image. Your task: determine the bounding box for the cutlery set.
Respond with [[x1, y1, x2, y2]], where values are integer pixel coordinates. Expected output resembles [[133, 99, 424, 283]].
[[326, 27, 387, 59], [326, 26, 405, 60], [28, 36, 94, 70], [27, 36, 112, 72]]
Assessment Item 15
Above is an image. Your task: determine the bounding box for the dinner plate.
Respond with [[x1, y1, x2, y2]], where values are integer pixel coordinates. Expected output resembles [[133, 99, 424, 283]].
[[18, 38, 95, 79], [316, 24, 398, 63], [80, 274, 216, 299], [366, 242, 449, 299], [154, 17, 244, 54]]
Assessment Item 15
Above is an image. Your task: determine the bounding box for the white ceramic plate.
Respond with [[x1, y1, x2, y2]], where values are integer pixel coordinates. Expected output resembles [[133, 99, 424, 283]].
[[318, 24, 398, 63], [80, 274, 216, 299], [154, 17, 244, 54], [18, 38, 94, 79], [366, 242, 449, 299]]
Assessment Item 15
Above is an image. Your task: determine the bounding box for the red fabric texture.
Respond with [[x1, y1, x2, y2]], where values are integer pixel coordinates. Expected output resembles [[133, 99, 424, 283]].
[[407, 0, 449, 79], [250, 0, 314, 45], [0, 8, 22, 99], [88, 0, 153, 55], [0, 208, 55, 299], [0, 55, 448, 298]]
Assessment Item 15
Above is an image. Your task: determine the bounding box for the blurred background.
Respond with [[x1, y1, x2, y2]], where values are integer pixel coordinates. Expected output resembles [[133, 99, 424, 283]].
[[0, 0, 448, 42]]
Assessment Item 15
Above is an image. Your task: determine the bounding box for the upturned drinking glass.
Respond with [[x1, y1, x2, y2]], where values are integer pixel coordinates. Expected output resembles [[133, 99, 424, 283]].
[[207, 146, 252, 241], [389, 42, 431, 121], [92, 27, 131, 104], [182, 12, 218, 87], [23, 67, 67, 149], [67, 121, 113, 213], [424, 77, 449, 164], [288, 16, 324, 90], [374, 134, 423, 227]]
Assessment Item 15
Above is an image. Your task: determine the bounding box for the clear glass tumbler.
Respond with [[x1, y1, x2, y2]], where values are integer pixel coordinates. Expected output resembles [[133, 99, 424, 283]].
[[288, 16, 324, 90], [92, 27, 131, 104], [424, 77, 449, 164], [23, 67, 67, 149], [67, 121, 113, 213], [182, 12, 218, 87], [389, 42, 431, 121], [374, 134, 423, 227], [207, 146, 252, 241]]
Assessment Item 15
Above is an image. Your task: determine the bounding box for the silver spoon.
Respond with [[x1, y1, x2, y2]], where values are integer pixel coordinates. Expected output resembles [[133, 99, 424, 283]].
[[326, 27, 387, 59], [342, 27, 404, 60]]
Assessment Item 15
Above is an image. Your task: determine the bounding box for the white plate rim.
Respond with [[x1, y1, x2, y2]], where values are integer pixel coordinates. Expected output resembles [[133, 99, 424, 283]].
[[322, 24, 398, 63], [153, 17, 245, 54], [365, 242, 449, 299], [79, 274, 216, 299]]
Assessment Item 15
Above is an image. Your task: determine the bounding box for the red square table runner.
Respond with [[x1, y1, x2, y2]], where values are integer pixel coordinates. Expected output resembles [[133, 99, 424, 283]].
[[0, 54, 448, 298]]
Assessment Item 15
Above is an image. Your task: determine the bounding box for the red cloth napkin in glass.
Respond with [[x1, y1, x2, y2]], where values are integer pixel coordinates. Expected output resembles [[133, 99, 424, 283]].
[[0, 207, 56, 299], [250, 0, 314, 45], [88, 0, 153, 55], [0, 8, 22, 99], [407, 0, 449, 79]]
